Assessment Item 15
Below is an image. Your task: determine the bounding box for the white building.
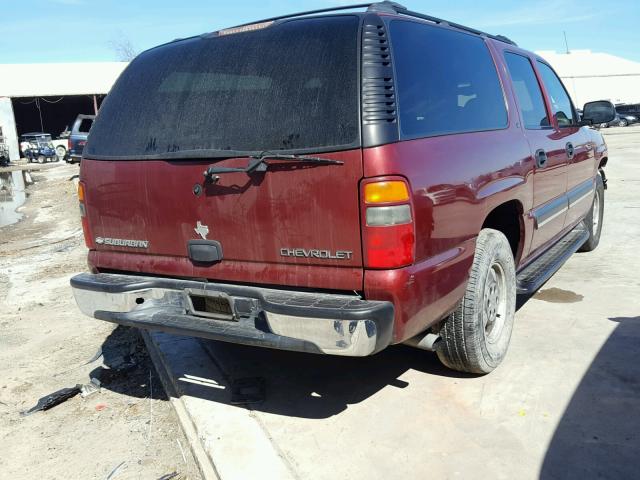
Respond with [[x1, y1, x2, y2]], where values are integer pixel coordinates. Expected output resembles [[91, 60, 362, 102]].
[[0, 62, 127, 161], [536, 49, 640, 107]]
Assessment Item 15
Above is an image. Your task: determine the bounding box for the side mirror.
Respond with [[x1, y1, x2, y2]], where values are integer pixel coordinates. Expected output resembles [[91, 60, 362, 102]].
[[580, 100, 616, 126]]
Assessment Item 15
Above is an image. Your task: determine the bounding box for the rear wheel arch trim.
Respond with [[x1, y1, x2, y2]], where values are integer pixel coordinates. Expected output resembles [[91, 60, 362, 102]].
[[481, 199, 525, 264], [598, 156, 608, 169]]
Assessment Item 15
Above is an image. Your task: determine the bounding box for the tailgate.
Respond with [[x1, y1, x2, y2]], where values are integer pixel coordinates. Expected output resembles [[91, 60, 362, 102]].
[[78, 15, 364, 290], [70, 136, 86, 156], [81, 151, 364, 289]]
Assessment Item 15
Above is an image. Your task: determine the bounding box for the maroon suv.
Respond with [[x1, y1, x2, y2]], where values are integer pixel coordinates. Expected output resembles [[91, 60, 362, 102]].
[[71, 2, 615, 373]]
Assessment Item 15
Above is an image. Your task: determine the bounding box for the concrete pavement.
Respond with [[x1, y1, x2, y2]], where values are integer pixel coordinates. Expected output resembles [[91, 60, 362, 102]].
[[145, 127, 640, 480]]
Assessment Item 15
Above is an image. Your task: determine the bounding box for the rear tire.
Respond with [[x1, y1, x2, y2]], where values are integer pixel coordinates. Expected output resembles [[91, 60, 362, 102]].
[[437, 228, 516, 374], [578, 172, 605, 252], [619, 119, 628, 127]]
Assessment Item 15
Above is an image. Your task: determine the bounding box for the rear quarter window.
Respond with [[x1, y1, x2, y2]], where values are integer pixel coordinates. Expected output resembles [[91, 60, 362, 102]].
[[390, 20, 507, 139]]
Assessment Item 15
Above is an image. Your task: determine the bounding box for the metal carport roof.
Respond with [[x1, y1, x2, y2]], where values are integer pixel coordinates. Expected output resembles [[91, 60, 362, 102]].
[[0, 62, 128, 97]]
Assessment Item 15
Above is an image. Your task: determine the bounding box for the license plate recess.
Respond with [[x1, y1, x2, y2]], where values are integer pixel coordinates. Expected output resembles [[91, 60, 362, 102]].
[[184, 288, 236, 321]]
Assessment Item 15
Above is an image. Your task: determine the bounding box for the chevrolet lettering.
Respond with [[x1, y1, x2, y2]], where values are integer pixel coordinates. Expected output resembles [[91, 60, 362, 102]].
[[279, 248, 353, 260]]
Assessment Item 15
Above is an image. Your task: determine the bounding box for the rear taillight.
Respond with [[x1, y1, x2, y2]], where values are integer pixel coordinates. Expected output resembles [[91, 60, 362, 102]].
[[67, 138, 72, 150], [78, 181, 94, 249], [361, 179, 415, 269]]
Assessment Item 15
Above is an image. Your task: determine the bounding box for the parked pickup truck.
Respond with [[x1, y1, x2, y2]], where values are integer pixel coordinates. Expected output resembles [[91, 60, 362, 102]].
[[66, 114, 95, 164], [70, 2, 615, 373]]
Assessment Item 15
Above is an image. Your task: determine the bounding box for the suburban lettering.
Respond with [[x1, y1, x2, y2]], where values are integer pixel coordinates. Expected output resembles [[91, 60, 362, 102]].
[[96, 237, 149, 248]]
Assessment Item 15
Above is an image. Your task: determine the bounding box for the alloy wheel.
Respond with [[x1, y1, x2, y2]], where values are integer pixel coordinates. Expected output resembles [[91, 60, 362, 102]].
[[483, 261, 507, 343]]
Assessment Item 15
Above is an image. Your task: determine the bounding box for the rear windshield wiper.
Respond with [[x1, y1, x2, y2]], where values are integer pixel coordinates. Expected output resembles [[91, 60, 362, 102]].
[[203, 152, 343, 183]]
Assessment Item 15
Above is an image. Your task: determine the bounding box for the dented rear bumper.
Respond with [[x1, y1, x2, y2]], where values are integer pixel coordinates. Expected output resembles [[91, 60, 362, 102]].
[[70, 272, 394, 356]]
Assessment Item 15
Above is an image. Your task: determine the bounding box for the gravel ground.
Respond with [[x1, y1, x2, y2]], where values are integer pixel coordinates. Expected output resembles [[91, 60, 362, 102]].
[[0, 163, 202, 480]]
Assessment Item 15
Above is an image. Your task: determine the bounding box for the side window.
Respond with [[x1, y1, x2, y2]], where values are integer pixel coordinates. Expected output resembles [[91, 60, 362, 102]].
[[536, 61, 575, 127], [390, 21, 507, 139], [504, 53, 549, 129]]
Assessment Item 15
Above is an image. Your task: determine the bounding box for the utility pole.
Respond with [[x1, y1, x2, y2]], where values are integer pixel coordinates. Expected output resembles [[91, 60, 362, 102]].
[[563, 31, 570, 54]]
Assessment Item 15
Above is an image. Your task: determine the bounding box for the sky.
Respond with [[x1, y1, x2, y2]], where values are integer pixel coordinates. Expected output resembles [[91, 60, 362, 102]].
[[1, 0, 638, 64]]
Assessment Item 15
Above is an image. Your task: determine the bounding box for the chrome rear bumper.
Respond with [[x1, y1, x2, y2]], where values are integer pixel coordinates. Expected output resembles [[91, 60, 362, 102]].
[[70, 272, 394, 356]]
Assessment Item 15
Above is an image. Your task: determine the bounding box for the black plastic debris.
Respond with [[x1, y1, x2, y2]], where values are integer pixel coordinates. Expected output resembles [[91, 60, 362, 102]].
[[110, 354, 138, 371], [82, 346, 104, 366], [89, 352, 139, 387], [230, 377, 265, 405], [53, 346, 104, 378], [21, 385, 81, 416]]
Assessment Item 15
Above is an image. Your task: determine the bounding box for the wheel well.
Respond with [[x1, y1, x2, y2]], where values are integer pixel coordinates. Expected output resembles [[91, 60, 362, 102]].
[[599, 156, 608, 169], [482, 200, 523, 261]]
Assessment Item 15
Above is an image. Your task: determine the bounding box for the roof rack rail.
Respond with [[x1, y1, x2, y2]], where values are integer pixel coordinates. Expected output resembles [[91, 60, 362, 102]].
[[229, 3, 372, 29], [368, 1, 517, 46], [223, 1, 517, 47]]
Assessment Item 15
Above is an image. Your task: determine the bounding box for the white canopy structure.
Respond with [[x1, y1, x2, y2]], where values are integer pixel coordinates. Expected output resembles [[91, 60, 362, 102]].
[[537, 50, 640, 106], [0, 62, 128, 97], [0, 62, 128, 161]]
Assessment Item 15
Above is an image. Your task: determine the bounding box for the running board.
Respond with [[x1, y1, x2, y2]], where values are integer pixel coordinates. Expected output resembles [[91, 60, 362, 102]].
[[516, 224, 589, 295]]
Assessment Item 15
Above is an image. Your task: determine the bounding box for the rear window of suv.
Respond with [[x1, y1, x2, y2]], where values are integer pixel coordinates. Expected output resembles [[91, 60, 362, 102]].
[[86, 16, 359, 160], [78, 118, 93, 133], [390, 20, 507, 139]]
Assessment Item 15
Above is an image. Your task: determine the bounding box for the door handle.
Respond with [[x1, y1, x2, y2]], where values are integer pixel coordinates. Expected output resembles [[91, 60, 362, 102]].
[[535, 149, 548, 168], [566, 142, 575, 159]]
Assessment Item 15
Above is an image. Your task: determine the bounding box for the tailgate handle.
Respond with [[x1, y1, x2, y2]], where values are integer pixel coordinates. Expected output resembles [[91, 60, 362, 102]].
[[188, 240, 223, 264]]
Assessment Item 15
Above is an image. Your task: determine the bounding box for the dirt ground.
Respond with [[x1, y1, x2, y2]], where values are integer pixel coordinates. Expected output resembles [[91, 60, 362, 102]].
[[0, 163, 202, 480]]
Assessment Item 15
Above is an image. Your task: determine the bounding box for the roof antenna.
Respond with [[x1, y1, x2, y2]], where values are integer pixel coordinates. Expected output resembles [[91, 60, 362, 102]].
[[563, 31, 570, 54]]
